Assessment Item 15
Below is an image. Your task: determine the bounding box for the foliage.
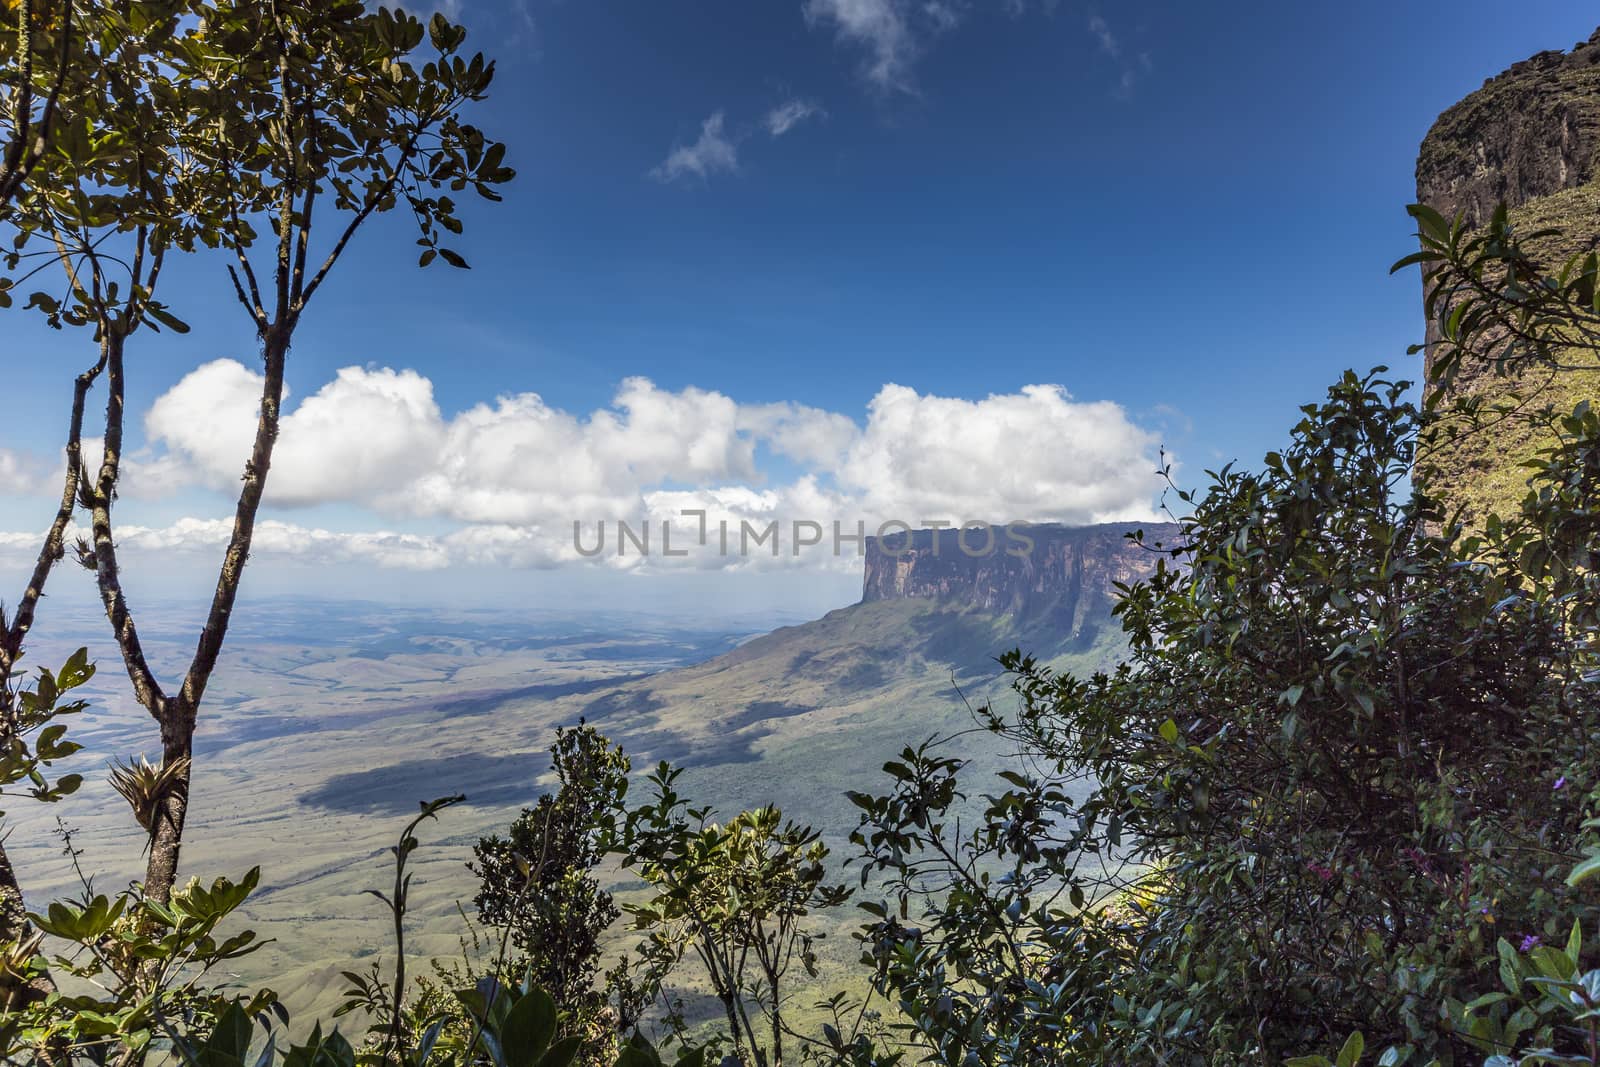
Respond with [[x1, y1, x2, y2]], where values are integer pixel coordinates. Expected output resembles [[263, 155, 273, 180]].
[[0, 646, 89, 961], [473, 723, 631, 1060], [0, 645, 88, 815], [12, 12, 1600, 1065], [0, 0, 75, 216], [1396, 195, 1600, 523], [1398, 201, 1600, 394], [850, 367, 1600, 1063], [619, 762, 854, 1067], [0, 866, 275, 1062], [338, 795, 466, 1063], [0, 0, 517, 927]]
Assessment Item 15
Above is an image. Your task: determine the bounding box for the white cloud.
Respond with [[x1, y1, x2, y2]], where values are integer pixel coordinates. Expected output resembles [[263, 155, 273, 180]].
[[0, 517, 453, 571], [764, 99, 824, 137], [147, 361, 444, 507], [118, 518, 452, 570], [839, 383, 1162, 525], [403, 376, 759, 524], [142, 359, 271, 488], [94, 366, 1170, 573], [0, 449, 47, 495], [0, 529, 45, 553], [802, 0, 973, 93], [651, 112, 740, 184], [144, 366, 769, 525], [803, 0, 918, 92], [921, 1, 961, 33], [737, 402, 859, 468]]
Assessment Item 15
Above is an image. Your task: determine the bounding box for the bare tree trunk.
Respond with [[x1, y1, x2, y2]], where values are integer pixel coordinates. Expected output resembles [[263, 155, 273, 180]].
[[0, 847, 29, 948], [138, 325, 287, 903], [142, 719, 193, 903], [1, 352, 105, 686]]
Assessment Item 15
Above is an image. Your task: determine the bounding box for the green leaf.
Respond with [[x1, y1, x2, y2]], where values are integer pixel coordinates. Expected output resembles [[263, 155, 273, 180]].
[[147, 305, 191, 334], [499, 987, 557, 1067], [1569, 854, 1600, 887], [202, 1002, 253, 1061], [537, 1035, 582, 1067]]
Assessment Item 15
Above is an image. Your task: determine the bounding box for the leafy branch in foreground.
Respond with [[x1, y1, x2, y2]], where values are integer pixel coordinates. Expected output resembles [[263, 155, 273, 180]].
[[1398, 201, 1600, 393], [619, 762, 855, 1067]]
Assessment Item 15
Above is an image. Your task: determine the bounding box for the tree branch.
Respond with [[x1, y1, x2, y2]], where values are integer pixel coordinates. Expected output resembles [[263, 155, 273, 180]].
[[0, 349, 107, 691], [0, 0, 71, 212], [89, 328, 167, 717], [177, 323, 287, 724], [298, 133, 418, 310]]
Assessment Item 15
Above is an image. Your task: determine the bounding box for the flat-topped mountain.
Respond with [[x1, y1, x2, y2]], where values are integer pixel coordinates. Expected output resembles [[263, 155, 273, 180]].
[[862, 520, 1182, 630]]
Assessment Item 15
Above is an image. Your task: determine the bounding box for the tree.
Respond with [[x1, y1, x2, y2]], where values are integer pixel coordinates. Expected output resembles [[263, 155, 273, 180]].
[[3, 0, 514, 906], [620, 763, 852, 1067], [473, 725, 631, 1064], [852, 366, 1600, 1062], [0, 0, 203, 951]]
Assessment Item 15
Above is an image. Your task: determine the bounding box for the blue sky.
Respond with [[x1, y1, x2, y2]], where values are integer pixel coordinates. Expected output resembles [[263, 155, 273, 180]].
[[3, 0, 1596, 615]]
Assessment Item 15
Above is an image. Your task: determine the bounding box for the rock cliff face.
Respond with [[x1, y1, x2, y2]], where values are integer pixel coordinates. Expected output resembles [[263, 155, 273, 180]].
[[861, 521, 1181, 633], [1417, 30, 1600, 229], [1416, 28, 1600, 519]]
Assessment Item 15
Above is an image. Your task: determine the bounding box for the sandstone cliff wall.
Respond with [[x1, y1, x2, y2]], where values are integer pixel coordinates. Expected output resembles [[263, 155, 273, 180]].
[[1416, 28, 1600, 519]]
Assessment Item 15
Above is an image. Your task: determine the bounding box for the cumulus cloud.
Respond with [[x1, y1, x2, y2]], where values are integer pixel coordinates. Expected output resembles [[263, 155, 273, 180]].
[[404, 376, 760, 524], [146, 361, 444, 506], [737, 402, 859, 469], [764, 98, 824, 137], [839, 383, 1162, 525], [651, 112, 739, 184], [0, 449, 47, 495], [144, 366, 773, 525], [116, 366, 1169, 573]]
